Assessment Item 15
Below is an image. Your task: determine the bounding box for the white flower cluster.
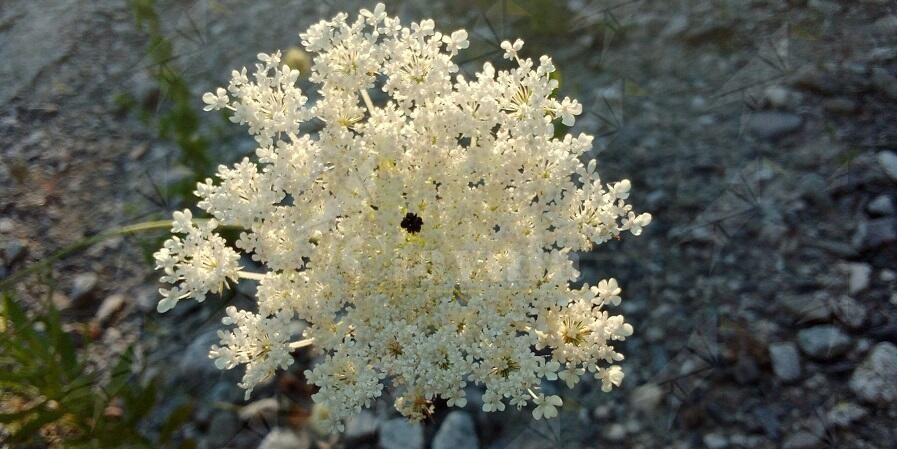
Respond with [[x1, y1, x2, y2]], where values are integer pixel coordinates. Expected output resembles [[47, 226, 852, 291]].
[[154, 3, 651, 430]]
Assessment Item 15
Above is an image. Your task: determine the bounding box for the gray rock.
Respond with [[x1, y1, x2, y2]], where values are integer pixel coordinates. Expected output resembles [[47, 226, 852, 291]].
[[856, 217, 897, 250], [344, 410, 378, 441], [605, 423, 626, 442], [178, 329, 221, 379], [847, 263, 872, 295], [0, 2, 81, 104], [432, 411, 478, 449], [94, 294, 125, 324], [868, 194, 895, 216], [764, 85, 791, 108], [797, 325, 851, 360], [257, 428, 308, 449], [630, 383, 664, 412], [782, 430, 823, 449], [703, 432, 728, 449], [769, 342, 801, 382], [826, 402, 867, 428], [379, 418, 423, 449], [2, 239, 27, 266], [849, 342, 897, 404], [746, 112, 802, 141], [70, 272, 99, 305], [878, 150, 897, 181], [0, 218, 14, 233], [832, 296, 866, 329]]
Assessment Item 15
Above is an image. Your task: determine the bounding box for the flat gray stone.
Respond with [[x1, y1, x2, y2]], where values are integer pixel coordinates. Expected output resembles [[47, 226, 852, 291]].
[[826, 402, 867, 428], [832, 296, 866, 329], [849, 342, 897, 404], [344, 410, 378, 441], [847, 263, 872, 295], [0, 1, 81, 104], [178, 329, 221, 379], [70, 272, 99, 305], [769, 342, 801, 382], [379, 418, 423, 449], [878, 151, 897, 181], [797, 325, 851, 360], [630, 383, 665, 412], [868, 194, 895, 216], [432, 411, 478, 449], [702, 432, 728, 449]]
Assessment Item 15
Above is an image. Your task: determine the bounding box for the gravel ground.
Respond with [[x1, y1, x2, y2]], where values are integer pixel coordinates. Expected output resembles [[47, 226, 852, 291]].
[[2, 0, 896, 448]]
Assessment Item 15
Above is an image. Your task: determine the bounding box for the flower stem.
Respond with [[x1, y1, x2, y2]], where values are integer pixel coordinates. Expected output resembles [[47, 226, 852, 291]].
[[289, 338, 315, 350], [0, 220, 172, 290], [0, 219, 239, 290], [360, 89, 375, 114], [237, 271, 267, 281]]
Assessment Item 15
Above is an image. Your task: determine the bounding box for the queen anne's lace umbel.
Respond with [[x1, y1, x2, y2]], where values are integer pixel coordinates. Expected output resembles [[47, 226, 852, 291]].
[[155, 3, 651, 430]]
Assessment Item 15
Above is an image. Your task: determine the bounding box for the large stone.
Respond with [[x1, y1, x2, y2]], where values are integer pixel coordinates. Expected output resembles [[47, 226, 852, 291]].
[[344, 410, 378, 441], [178, 329, 221, 379], [846, 263, 872, 296], [432, 411, 478, 449], [832, 296, 866, 330], [0, 1, 81, 104], [70, 272, 99, 306], [868, 194, 895, 216], [878, 150, 897, 181], [797, 325, 851, 360], [768, 342, 801, 382], [379, 418, 423, 449], [2, 239, 27, 266], [605, 423, 626, 442], [702, 432, 728, 449], [630, 383, 665, 412], [826, 402, 867, 428], [849, 342, 897, 404]]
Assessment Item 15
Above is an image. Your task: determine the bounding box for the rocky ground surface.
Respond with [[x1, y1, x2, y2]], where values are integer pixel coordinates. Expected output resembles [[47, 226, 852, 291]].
[[2, 0, 896, 448]]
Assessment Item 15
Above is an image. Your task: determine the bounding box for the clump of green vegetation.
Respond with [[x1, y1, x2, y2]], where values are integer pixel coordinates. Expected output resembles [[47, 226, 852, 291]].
[[0, 294, 190, 448], [128, 0, 217, 204]]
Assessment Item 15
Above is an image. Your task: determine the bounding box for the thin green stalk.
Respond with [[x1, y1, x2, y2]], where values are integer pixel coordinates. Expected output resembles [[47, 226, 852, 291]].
[[0, 220, 172, 290]]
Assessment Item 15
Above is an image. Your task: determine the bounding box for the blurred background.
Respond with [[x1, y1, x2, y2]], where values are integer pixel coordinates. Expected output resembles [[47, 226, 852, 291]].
[[2, 0, 896, 448]]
